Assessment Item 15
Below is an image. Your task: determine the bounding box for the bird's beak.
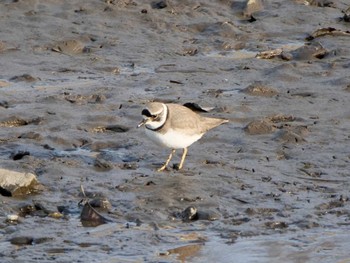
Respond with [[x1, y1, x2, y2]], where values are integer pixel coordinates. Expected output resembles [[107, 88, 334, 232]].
[[137, 118, 147, 128]]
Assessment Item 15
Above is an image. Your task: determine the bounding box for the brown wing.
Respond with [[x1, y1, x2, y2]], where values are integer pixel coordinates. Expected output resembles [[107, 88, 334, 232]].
[[166, 104, 227, 135]]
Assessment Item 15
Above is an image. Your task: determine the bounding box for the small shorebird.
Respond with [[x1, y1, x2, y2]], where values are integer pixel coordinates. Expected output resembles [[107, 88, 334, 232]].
[[138, 102, 228, 171]]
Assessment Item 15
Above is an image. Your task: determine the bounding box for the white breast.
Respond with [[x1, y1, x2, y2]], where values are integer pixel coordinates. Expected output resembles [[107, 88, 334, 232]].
[[145, 128, 203, 149]]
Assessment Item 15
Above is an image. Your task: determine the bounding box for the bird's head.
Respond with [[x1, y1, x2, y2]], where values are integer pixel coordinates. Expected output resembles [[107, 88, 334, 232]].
[[137, 102, 167, 130]]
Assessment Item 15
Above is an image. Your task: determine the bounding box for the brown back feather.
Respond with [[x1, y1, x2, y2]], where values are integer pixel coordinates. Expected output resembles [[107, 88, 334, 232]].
[[161, 104, 228, 135]]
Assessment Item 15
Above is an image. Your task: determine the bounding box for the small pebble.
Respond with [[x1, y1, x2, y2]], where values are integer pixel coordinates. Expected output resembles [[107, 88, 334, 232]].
[[6, 214, 19, 222]]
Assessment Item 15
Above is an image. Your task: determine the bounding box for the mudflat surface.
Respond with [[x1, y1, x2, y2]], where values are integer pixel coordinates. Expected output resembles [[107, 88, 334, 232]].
[[0, 0, 350, 262]]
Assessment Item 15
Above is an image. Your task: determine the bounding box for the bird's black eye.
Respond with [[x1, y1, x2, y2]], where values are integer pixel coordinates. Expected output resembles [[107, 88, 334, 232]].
[[142, 109, 152, 117]]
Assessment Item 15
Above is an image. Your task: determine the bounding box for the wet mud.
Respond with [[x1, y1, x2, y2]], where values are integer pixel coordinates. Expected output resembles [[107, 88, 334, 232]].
[[0, 0, 350, 262]]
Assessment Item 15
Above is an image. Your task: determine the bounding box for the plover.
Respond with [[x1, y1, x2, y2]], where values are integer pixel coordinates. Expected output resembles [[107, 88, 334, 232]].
[[138, 102, 228, 171]]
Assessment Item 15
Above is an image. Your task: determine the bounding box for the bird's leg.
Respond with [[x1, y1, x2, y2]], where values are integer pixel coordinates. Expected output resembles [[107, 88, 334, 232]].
[[178, 147, 188, 170], [158, 149, 176, 172]]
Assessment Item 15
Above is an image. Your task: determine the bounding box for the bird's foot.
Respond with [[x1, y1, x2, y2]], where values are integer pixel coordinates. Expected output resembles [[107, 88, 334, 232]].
[[157, 165, 168, 172]]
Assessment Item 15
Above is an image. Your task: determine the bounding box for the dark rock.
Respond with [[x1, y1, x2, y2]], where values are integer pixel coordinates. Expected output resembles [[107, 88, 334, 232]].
[[11, 151, 30, 160], [0, 100, 9, 108], [89, 198, 112, 211], [19, 204, 36, 217], [10, 236, 34, 245], [151, 0, 167, 9], [80, 202, 110, 227], [174, 206, 198, 222]]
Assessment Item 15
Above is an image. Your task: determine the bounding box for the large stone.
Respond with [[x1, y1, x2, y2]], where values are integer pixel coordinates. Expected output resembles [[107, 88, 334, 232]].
[[0, 168, 39, 196]]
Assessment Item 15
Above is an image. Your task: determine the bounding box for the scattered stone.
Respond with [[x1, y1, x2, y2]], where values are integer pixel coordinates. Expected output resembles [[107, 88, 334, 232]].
[[265, 221, 288, 229], [57, 205, 72, 215], [247, 15, 257, 22], [0, 117, 27, 127], [268, 114, 295, 123], [18, 132, 43, 140], [306, 27, 350, 41], [6, 214, 19, 223], [241, 83, 278, 97], [48, 211, 64, 219], [94, 158, 114, 171], [276, 130, 306, 144], [181, 47, 198, 56], [174, 206, 198, 222], [34, 237, 54, 244], [197, 210, 220, 221], [118, 162, 138, 170], [80, 201, 110, 227], [151, 0, 167, 9], [0, 116, 43, 127], [104, 124, 129, 133], [301, 0, 335, 7], [315, 200, 345, 210], [256, 48, 283, 59], [244, 120, 275, 135], [145, 180, 156, 186], [174, 206, 220, 222], [18, 202, 60, 217], [280, 51, 293, 61], [0, 168, 40, 197], [11, 151, 30, 161], [9, 235, 52, 245], [9, 74, 37, 82], [10, 236, 34, 246], [89, 197, 112, 211], [341, 7, 350, 22], [18, 204, 37, 217], [257, 42, 328, 60], [32, 202, 51, 217], [290, 92, 316, 98], [291, 42, 328, 60]]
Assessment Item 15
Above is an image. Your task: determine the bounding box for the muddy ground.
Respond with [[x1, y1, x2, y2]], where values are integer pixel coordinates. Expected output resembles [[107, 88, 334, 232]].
[[0, 0, 350, 262]]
